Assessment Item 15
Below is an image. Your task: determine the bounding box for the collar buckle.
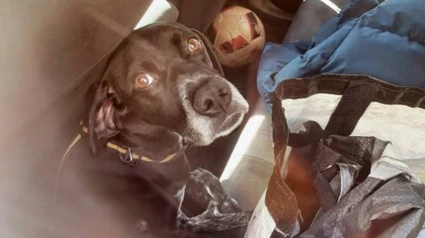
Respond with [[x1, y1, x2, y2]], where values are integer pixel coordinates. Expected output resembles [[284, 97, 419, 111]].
[[120, 148, 134, 164]]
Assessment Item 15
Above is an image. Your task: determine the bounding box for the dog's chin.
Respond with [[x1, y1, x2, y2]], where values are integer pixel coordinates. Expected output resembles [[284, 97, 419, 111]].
[[216, 111, 245, 138], [182, 107, 247, 147]]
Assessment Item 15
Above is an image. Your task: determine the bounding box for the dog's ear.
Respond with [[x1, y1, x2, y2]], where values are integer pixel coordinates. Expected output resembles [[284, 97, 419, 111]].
[[88, 77, 127, 154], [191, 28, 225, 77]]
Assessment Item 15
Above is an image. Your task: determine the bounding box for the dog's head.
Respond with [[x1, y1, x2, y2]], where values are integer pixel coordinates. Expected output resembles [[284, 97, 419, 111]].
[[88, 23, 248, 155]]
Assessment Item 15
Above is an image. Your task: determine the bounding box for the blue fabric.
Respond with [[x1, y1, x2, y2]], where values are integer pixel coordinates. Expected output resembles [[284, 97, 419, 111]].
[[257, 0, 425, 108]]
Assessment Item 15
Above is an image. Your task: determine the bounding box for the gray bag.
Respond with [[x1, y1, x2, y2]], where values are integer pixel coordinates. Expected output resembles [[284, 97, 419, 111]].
[[245, 74, 425, 238]]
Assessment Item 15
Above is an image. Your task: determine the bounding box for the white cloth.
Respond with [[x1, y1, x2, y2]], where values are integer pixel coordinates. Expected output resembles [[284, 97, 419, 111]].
[[282, 94, 425, 182]]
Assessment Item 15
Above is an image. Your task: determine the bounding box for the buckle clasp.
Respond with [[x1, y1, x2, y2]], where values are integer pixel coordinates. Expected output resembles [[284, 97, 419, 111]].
[[120, 148, 134, 164]]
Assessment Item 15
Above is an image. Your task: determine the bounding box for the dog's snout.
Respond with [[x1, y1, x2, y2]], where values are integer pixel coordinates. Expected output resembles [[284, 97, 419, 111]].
[[193, 80, 231, 116]]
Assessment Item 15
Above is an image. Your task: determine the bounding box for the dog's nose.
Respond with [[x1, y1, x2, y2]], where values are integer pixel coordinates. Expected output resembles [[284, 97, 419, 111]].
[[193, 80, 231, 116]]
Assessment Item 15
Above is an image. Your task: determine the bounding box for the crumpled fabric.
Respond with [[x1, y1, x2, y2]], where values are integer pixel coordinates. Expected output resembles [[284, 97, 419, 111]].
[[260, 121, 425, 238], [289, 122, 425, 238], [299, 175, 425, 238], [257, 0, 425, 108]]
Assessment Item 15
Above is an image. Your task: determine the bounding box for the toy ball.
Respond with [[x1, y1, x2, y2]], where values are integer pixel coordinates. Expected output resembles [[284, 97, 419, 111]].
[[207, 6, 266, 68]]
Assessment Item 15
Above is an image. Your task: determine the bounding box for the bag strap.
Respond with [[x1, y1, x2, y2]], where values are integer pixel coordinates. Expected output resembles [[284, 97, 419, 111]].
[[267, 75, 380, 236], [264, 94, 299, 235], [324, 80, 379, 136]]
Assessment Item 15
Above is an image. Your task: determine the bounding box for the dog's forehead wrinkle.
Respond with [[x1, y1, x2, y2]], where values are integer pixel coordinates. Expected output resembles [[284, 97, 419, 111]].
[[137, 59, 167, 77]]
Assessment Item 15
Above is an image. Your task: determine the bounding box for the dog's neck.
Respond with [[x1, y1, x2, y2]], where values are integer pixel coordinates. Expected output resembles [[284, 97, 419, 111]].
[[113, 119, 184, 162]]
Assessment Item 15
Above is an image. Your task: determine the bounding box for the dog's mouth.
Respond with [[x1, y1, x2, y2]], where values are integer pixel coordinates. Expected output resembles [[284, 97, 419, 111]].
[[180, 99, 248, 146], [181, 111, 245, 146], [218, 112, 244, 133]]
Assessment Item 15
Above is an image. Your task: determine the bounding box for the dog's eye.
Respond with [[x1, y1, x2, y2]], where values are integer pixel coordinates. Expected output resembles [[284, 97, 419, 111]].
[[187, 37, 202, 53], [134, 74, 154, 89]]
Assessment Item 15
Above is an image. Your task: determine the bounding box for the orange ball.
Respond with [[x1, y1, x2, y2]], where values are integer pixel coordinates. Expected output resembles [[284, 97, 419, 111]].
[[208, 6, 266, 68]]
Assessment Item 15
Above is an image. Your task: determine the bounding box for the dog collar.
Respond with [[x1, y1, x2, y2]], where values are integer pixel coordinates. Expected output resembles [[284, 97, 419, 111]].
[[80, 122, 183, 164]]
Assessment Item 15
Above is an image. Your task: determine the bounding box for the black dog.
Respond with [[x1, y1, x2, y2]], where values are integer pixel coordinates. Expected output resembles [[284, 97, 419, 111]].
[[54, 23, 250, 237]]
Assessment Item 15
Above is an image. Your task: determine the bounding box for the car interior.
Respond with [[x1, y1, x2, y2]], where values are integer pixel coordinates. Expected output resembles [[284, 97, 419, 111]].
[[1, 0, 424, 237]]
